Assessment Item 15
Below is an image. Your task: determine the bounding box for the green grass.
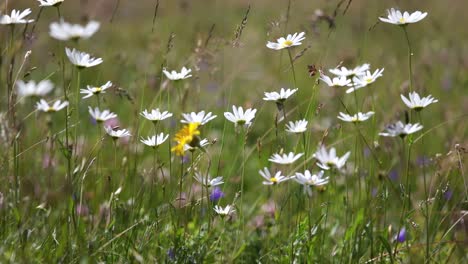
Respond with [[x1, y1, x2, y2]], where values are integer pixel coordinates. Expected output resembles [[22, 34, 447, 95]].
[[0, 0, 467, 262]]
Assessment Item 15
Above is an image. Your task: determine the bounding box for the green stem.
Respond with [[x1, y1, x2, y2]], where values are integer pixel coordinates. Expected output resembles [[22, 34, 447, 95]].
[[287, 49, 297, 88]]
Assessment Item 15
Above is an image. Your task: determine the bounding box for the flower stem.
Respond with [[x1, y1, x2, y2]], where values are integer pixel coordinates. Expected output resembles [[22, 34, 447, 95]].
[[287, 49, 297, 88]]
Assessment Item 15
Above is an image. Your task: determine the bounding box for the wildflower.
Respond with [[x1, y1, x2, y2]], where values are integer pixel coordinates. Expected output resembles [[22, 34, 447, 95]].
[[65, 47, 103, 68], [17, 80, 54, 98], [214, 205, 235, 216], [347, 68, 384, 93], [329, 64, 370, 77], [104, 126, 131, 139], [171, 122, 201, 156], [379, 8, 427, 25], [209, 187, 225, 202], [88, 107, 117, 122], [313, 145, 350, 170], [268, 152, 304, 165], [140, 133, 169, 148], [266, 32, 305, 50], [263, 88, 298, 103], [294, 170, 329, 196], [0, 9, 34, 24], [258, 167, 289, 185], [80, 81, 112, 99], [140, 109, 173, 122], [50, 20, 99, 41], [36, 99, 68, 112], [38, 0, 64, 7], [194, 172, 224, 187], [224, 105, 257, 127], [286, 119, 308, 134], [400, 92, 438, 111], [319, 74, 351, 87], [181, 111, 217, 125], [337, 111, 374, 123], [379, 121, 423, 138], [394, 227, 407, 243], [163, 67, 192, 81]]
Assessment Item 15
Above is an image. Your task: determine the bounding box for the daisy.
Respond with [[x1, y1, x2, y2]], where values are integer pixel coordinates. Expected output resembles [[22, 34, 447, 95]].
[[400, 92, 438, 111], [88, 107, 117, 122], [80, 81, 112, 99], [286, 119, 308, 134], [266, 32, 305, 50], [269, 152, 304, 165], [140, 109, 173, 122], [313, 145, 350, 170], [329, 64, 370, 77], [17, 80, 54, 98], [337, 111, 374, 123], [194, 172, 224, 187], [181, 111, 217, 125], [294, 170, 329, 196], [36, 99, 68, 112], [140, 133, 169, 148], [319, 74, 351, 87], [224, 105, 257, 127], [50, 20, 100, 41], [263, 88, 298, 103], [379, 8, 428, 25], [0, 9, 34, 24], [214, 205, 235, 216], [347, 69, 384, 93], [38, 0, 65, 7], [162, 67, 192, 81], [65, 48, 103, 68], [171, 122, 201, 156], [379, 121, 423, 138], [105, 126, 131, 139], [258, 167, 290, 185]]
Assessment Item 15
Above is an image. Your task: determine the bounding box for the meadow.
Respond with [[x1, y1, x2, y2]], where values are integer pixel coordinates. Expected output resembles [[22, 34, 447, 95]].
[[0, 0, 467, 262]]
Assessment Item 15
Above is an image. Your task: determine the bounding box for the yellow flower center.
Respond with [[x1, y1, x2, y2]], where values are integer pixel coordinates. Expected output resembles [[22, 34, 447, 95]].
[[283, 40, 293, 47], [399, 18, 405, 23], [270, 177, 278, 184]]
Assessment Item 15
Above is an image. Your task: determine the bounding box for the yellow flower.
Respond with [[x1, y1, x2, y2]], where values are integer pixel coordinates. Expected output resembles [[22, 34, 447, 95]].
[[171, 122, 201, 156]]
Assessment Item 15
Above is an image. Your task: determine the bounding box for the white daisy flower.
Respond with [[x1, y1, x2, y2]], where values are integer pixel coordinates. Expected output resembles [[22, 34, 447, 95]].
[[258, 167, 290, 185], [214, 205, 235, 216], [319, 74, 351, 87], [88, 107, 117, 122], [65, 47, 103, 68], [105, 126, 131, 139], [224, 105, 257, 127], [329, 63, 370, 77], [347, 69, 384, 93], [266, 32, 305, 50], [286, 119, 308, 134], [0, 9, 34, 24], [379, 8, 428, 25], [194, 172, 224, 187], [184, 138, 209, 152], [50, 20, 100, 41], [36, 99, 68, 112], [337, 111, 374, 123], [140, 133, 168, 148], [181, 111, 217, 125], [263, 88, 298, 103], [17, 80, 54, 98], [268, 152, 304, 165], [80, 81, 112, 99], [294, 170, 329, 196], [38, 0, 64, 7], [379, 121, 423, 138], [400, 92, 438, 111], [313, 145, 350, 170], [162, 67, 192, 81], [140, 109, 173, 122]]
